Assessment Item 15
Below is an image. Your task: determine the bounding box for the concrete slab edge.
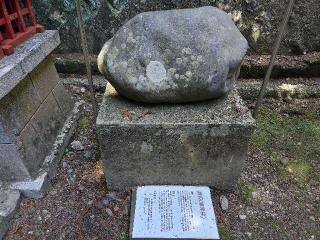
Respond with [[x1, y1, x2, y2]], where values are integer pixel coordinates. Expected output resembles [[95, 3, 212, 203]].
[[8, 101, 83, 199], [0, 188, 21, 240]]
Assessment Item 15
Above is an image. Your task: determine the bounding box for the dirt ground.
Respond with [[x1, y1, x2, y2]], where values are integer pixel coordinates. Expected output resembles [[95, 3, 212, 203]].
[[5, 83, 320, 240]]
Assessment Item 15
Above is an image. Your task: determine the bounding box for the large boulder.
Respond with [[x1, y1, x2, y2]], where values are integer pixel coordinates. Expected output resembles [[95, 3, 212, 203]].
[[98, 6, 248, 103]]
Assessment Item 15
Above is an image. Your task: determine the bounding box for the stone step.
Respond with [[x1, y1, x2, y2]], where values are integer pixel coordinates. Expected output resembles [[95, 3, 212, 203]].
[[61, 75, 320, 100], [0, 188, 21, 240], [237, 78, 320, 100], [54, 53, 320, 79]]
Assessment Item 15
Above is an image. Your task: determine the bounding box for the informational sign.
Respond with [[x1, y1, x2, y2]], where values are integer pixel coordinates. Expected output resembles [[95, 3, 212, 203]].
[[131, 186, 220, 240]]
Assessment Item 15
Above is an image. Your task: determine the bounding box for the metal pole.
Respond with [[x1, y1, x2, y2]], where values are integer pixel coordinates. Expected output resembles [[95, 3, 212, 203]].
[[75, 0, 98, 117], [253, 0, 295, 118]]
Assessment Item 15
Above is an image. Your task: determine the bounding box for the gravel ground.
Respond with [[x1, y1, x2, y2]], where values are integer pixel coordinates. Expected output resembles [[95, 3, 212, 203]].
[[5, 84, 320, 240]]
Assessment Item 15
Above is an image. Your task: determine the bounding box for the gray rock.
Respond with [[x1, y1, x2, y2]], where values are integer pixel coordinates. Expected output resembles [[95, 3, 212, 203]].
[[95, 201, 104, 210], [62, 162, 68, 169], [220, 195, 229, 211], [98, 6, 248, 103], [83, 151, 92, 160], [239, 214, 247, 220], [71, 140, 84, 151], [251, 191, 260, 199], [309, 216, 315, 221], [0, 189, 21, 239], [280, 157, 289, 166], [105, 192, 119, 202], [245, 232, 253, 239], [101, 198, 109, 206], [106, 208, 113, 217]]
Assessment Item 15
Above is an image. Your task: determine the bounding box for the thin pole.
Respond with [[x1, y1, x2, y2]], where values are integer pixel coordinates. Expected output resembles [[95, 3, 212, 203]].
[[253, 0, 295, 118], [75, 0, 98, 117]]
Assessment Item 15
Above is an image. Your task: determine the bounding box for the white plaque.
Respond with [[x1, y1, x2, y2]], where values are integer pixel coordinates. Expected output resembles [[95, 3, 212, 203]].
[[130, 186, 220, 239]]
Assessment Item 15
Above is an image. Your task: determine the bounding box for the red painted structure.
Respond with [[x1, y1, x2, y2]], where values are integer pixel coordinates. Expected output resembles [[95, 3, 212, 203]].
[[0, 0, 44, 59]]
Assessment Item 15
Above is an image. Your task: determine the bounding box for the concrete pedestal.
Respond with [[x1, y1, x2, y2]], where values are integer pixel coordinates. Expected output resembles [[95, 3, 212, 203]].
[[97, 84, 255, 190], [0, 31, 74, 182]]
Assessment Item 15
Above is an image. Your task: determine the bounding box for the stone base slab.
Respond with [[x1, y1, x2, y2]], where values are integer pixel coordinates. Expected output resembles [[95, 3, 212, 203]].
[[0, 188, 21, 240], [0, 55, 74, 182], [97, 84, 256, 190], [7, 101, 83, 198], [0, 101, 81, 239]]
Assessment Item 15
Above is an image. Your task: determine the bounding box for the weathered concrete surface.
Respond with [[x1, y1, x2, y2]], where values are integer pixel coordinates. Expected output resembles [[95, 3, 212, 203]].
[[99, 7, 248, 103], [30, 56, 60, 102], [34, 0, 320, 54], [0, 59, 73, 181], [97, 84, 255, 190], [0, 31, 60, 100], [0, 76, 42, 141], [0, 188, 21, 240], [52, 82, 75, 117], [0, 145, 30, 182]]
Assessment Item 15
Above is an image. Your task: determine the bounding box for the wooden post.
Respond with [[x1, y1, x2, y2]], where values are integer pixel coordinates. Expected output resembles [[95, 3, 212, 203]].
[[253, 0, 295, 118], [74, 0, 98, 117]]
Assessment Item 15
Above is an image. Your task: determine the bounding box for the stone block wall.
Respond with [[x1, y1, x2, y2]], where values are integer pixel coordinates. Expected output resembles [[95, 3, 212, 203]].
[[34, 0, 320, 55], [0, 56, 74, 181], [0, 26, 75, 184]]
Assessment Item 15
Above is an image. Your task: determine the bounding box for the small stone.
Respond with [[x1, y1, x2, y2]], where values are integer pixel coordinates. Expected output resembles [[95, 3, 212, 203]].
[[87, 200, 93, 205], [101, 198, 109, 205], [80, 87, 86, 93], [106, 208, 113, 217], [71, 140, 84, 151], [62, 162, 68, 168], [251, 191, 260, 199], [84, 151, 92, 160], [42, 210, 49, 215], [280, 157, 289, 166], [309, 216, 315, 221], [268, 201, 273, 205], [106, 192, 119, 202], [220, 195, 229, 211], [79, 185, 85, 191], [95, 202, 104, 210], [239, 214, 247, 220], [123, 205, 129, 215], [245, 232, 252, 239]]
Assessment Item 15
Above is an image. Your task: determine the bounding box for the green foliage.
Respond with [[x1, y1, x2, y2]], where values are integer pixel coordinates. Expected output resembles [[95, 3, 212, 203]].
[[239, 182, 259, 205], [119, 231, 127, 240], [218, 224, 231, 240], [79, 116, 92, 127], [64, 148, 70, 155], [251, 107, 320, 185], [264, 216, 294, 240]]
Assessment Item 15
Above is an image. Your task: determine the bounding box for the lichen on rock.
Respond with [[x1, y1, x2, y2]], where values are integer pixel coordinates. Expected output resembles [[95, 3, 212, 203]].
[[98, 6, 248, 103]]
